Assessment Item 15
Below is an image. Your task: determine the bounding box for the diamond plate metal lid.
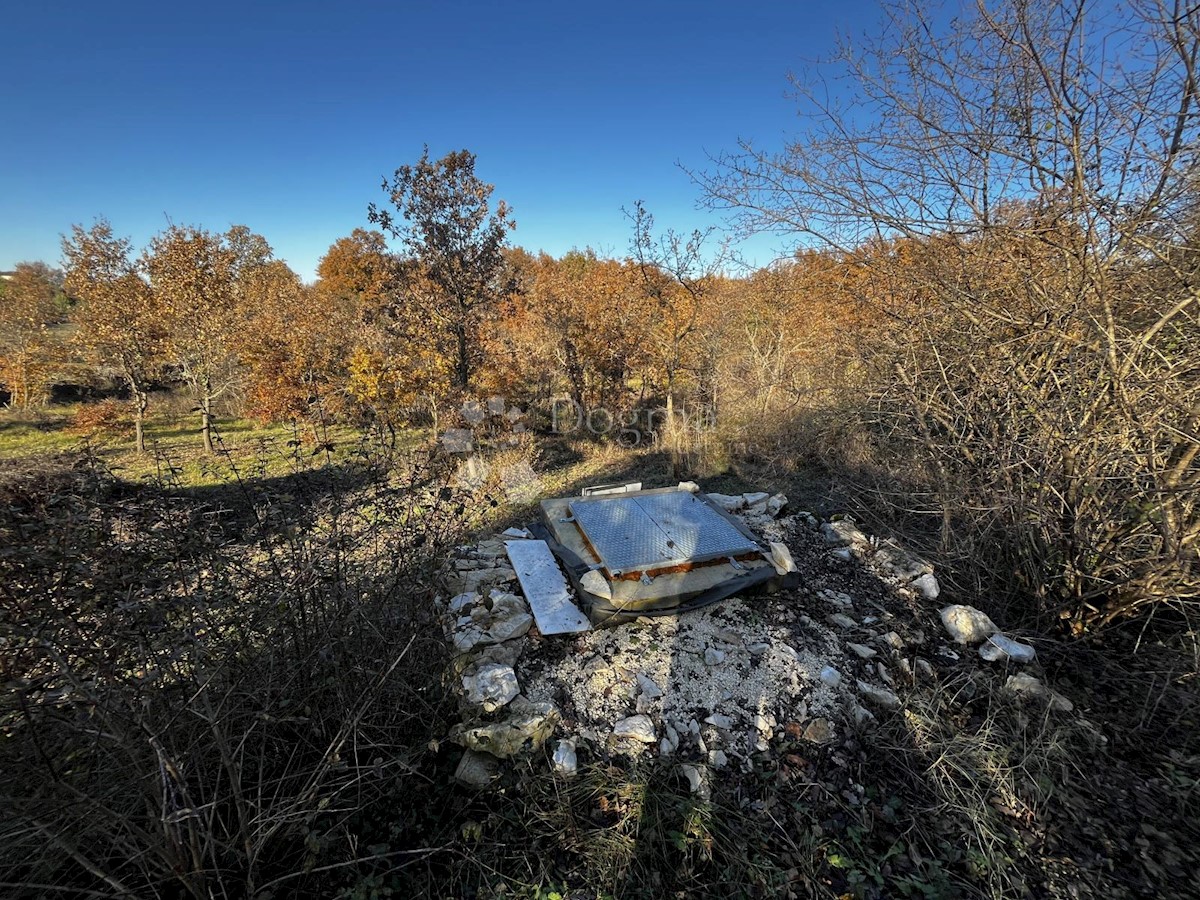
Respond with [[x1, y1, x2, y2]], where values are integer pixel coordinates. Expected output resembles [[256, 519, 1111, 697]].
[[568, 490, 761, 574]]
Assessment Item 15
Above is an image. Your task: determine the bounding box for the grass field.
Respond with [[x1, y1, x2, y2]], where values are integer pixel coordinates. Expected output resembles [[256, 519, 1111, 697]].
[[0, 401, 426, 487]]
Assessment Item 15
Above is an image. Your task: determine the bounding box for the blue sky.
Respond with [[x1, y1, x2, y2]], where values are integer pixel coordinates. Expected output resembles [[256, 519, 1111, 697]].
[[1, 0, 881, 280]]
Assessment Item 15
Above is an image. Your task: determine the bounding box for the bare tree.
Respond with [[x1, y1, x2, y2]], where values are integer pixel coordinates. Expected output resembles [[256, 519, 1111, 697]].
[[698, 0, 1200, 628]]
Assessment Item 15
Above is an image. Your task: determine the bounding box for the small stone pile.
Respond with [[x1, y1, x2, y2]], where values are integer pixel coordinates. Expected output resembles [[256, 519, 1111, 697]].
[[436, 495, 1077, 789]]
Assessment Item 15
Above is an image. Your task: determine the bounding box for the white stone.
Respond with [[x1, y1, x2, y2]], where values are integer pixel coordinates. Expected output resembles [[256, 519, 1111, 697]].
[[612, 715, 657, 743], [742, 491, 771, 512], [707, 492, 745, 513], [663, 722, 680, 752], [462, 663, 520, 712], [880, 631, 905, 650], [766, 493, 788, 517], [502, 526, 533, 539], [821, 520, 868, 546], [769, 542, 798, 576], [637, 673, 663, 698], [681, 763, 706, 794], [704, 647, 726, 666], [709, 749, 729, 768], [912, 573, 941, 600], [488, 611, 534, 643], [747, 642, 770, 656], [856, 680, 901, 709], [979, 633, 1036, 664], [454, 748, 500, 787], [705, 713, 734, 730], [552, 739, 578, 777], [580, 569, 612, 599], [939, 605, 998, 644], [820, 589, 854, 608], [448, 591, 480, 614], [847, 642, 877, 659], [1005, 674, 1074, 712], [819, 665, 842, 686], [826, 613, 857, 630], [832, 548, 854, 562], [452, 626, 487, 653]]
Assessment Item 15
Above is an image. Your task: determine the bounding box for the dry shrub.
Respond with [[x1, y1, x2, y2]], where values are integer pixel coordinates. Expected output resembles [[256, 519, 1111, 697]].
[[67, 398, 132, 437], [0, 441, 472, 897]]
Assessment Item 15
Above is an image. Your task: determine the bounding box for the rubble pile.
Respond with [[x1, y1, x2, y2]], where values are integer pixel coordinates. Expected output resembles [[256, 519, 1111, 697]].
[[434, 489, 1076, 789]]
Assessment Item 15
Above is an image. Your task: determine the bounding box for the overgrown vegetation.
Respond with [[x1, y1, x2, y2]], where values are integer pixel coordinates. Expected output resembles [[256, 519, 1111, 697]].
[[3, 0, 1200, 896]]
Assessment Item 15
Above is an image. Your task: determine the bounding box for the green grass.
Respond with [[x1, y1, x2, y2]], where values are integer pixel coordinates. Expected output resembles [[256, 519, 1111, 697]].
[[0, 401, 425, 487]]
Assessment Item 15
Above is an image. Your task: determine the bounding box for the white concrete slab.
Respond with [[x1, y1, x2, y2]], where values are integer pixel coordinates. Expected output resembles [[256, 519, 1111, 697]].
[[505, 539, 592, 635]]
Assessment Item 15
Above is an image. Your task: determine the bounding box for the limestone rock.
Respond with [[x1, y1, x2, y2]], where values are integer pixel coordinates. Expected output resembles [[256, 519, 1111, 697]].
[[454, 748, 500, 787], [769, 542, 798, 576], [637, 673, 663, 698], [488, 611, 534, 643], [704, 647, 726, 666], [1005, 674, 1074, 712], [452, 625, 488, 654], [448, 591, 480, 614], [707, 493, 745, 513], [911, 573, 941, 600], [580, 569, 612, 599], [462, 663, 520, 712], [766, 493, 788, 517], [552, 739, 578, 777], [847, 642, 877, 659], [612, 714, 657, 743], [681, 763, 707, 796], [880, 631, 905, 650], [822, 519, 868, 547], [705, 713, 734, 730], [979, 633, 1036, 664], [826, 613, 858, 630], [873, 539, 934, 581], [453, 701, 559, 758], [856, 680, 901, 710], [743, 491, 771, 512], [940, 605, 998, 644], [820, 665, 842, 686]]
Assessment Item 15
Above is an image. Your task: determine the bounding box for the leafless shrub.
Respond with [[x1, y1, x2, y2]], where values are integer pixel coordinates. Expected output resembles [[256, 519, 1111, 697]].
[[699, 0, 1200, 630], [0, 439, 471, 896]]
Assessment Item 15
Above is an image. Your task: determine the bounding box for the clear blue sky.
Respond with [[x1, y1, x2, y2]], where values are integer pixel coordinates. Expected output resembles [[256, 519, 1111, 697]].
[[1, 0, 881, 280]]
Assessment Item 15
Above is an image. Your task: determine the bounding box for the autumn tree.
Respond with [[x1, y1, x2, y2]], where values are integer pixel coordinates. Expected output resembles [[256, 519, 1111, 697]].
[[626, 202, 725, 470], [144, 225, 243, 453], [316, 228, 399, 319], [0, 262, 66, 408], [62, 220, 166, 452], [495, 250, 650, 412], [368, 147, 515, 396], [237, 259, 318, 424]]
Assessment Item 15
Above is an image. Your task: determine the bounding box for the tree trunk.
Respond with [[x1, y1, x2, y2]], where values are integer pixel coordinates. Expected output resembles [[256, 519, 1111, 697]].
[[134, 390, 148, 454], [454, 322, 471, 390], [200, 379, 215, 454]]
